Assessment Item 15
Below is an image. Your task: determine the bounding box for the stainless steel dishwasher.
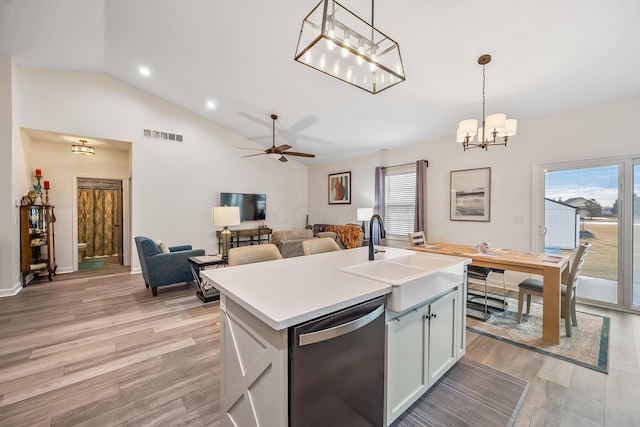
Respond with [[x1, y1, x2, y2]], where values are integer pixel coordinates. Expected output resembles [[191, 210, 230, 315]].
[[289, 296, 385, 427]]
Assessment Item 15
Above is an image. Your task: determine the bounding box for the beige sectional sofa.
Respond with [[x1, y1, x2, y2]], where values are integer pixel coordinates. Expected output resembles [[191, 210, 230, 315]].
[[271, 229, 314, 258], [271, 225, 364, 258]]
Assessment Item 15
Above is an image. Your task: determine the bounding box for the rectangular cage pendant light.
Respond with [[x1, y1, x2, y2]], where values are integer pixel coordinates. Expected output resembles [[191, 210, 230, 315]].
[[294, 0, 405, 94]]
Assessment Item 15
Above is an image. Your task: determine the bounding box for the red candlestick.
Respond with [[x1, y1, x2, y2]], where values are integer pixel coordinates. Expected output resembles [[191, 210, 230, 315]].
[[44, 181, 50, 190], [35, 168, 42, 176]]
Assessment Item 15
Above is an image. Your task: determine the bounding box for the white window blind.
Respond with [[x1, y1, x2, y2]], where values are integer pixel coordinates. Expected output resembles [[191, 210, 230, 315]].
[[385, 165, 416, 237]]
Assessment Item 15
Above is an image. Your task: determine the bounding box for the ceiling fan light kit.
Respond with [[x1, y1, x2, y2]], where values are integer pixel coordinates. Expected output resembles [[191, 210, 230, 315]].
[[294, 0, 405, 94], [240, 114, 316, 162], [456, 54, 517, 151]]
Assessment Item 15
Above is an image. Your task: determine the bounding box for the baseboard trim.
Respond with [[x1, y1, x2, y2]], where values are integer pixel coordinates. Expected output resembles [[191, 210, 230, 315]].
[[0, 281, 23, 298], [131, 267, 141, 275]]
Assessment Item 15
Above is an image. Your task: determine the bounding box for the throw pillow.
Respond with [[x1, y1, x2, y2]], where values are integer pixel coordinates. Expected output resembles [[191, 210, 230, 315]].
[[154, 239, 170, 253]]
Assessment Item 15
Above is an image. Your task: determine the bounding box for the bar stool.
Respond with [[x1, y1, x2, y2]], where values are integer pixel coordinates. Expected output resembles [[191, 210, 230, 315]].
[[489, 268, 508, 311], [466, 266, 492, 321]]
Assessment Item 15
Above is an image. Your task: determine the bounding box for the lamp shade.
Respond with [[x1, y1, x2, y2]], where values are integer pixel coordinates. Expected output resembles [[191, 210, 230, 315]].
[[212, 206, 241, 226], [357, 207, 373, 221]]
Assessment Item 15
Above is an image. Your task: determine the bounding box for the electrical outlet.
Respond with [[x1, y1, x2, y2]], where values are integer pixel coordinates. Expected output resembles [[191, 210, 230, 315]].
[[514, 215, 524, 224]]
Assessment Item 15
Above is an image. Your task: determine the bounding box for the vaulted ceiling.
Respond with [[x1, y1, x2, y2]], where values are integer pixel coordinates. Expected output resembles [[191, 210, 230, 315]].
[[2, 0, 639, 164]]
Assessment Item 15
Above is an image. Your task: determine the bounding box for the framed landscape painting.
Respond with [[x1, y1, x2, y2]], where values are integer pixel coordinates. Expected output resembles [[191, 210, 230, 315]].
[[450, 167, 491, 221], [328, 171, 351, 204]]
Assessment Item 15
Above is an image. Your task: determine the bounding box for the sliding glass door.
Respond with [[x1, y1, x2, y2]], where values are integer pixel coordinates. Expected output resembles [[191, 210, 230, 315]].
[[633, 163, 640, 306], [541, 158, 639, 310], [544, 164, 620, 305]]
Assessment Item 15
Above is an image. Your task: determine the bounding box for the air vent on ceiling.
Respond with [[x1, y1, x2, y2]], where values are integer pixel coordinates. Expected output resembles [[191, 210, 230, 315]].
[[143, 129, 183, 143]]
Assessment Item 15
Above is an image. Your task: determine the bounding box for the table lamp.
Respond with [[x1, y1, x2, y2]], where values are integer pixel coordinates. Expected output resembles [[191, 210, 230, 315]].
[[357, 207, 374, 236], [212, 206, 241, 260]]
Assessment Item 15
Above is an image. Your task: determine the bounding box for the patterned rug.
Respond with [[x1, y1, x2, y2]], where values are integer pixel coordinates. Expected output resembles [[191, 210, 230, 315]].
[[391, 358, 529, 427], [467, 296, 609, 373]]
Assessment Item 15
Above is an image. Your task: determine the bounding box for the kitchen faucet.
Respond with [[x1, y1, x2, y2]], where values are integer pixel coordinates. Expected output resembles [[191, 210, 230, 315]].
[[369, 214, 386, 261]]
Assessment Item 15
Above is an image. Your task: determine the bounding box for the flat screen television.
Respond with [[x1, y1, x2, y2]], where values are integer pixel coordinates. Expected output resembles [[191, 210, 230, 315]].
[[220, 192, 266, 222]]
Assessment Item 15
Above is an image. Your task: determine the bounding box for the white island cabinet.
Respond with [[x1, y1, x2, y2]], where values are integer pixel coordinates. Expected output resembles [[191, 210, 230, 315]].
[[201, 246, 469, 427], [385, 288, 463, 424]]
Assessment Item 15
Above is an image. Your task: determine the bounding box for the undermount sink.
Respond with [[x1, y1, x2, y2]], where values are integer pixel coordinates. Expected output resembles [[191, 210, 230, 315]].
[[340, 253, 468, 312]]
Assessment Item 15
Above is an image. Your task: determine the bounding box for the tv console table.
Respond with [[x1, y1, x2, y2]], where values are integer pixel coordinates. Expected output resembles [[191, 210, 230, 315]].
[[216, 227, 272, 252]]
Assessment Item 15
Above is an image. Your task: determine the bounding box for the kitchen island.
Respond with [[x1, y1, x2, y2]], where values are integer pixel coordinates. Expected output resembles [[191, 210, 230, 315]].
[[201, 246, 470, 426]]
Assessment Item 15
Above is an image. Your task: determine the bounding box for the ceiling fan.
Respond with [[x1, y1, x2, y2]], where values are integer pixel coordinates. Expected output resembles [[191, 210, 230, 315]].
[[238, 114, 316, 162]]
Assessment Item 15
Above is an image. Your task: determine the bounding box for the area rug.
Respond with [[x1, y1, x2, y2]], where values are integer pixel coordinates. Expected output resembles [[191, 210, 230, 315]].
[[78, 257, 105, 270], [467, 296, 609, 373], [390, 358, 529, 427]]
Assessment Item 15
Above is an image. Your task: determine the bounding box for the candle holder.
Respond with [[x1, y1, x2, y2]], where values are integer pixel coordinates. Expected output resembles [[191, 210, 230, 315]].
[[34, 174, 42, 193], [44, 189, 50, 205]]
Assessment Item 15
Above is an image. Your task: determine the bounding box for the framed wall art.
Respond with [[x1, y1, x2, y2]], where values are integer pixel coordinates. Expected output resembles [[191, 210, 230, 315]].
[[328, 171, 351, 204], [450, 167, 491, 221]]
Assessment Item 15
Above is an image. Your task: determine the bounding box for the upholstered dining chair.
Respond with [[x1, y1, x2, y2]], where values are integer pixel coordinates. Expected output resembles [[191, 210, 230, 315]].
[[517, 242, 591, 337], [407, 231, 426, 246], [227, 244, 283, 266], [302, 237, 341, 256]]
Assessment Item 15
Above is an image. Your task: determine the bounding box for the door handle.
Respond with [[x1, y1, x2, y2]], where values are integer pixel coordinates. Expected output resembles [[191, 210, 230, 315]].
[[299, 304, 384, 347]]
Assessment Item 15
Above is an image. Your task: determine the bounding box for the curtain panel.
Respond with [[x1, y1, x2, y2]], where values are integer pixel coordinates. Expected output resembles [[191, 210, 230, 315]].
[[415, 159, 428, 234], [373, 166, 386, 245], [78, 188, 120, 257]]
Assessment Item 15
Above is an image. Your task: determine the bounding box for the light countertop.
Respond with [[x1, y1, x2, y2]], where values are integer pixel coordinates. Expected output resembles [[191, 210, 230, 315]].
[[201, 246, 465, 330]]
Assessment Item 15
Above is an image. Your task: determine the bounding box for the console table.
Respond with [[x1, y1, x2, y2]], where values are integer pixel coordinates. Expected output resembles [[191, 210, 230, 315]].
[[216, 227, 272, 253]]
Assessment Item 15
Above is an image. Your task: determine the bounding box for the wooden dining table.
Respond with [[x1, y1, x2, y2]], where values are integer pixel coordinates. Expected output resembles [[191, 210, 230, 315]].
[[410, 243, 571, 344]]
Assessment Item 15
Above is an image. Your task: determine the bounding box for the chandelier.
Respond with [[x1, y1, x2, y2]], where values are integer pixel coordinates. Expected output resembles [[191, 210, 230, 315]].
[[294, 0, 405, 94], [456, 54, 517, 151], [71, 139, 95, 155]]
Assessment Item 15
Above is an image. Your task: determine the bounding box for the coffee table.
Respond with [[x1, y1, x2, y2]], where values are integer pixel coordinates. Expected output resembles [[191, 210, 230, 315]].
[[188, 255, 226, 303]]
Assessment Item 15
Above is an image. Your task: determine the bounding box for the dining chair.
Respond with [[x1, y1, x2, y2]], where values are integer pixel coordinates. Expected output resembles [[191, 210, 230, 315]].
[[517, 242, 591, 337], [228, 244, 283, 266], [302, 237, 341, 256], [407, 231, 426, 246]]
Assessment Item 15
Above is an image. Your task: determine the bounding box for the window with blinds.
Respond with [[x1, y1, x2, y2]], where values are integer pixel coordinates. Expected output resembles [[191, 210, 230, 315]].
[[385, 165, 416, 237]]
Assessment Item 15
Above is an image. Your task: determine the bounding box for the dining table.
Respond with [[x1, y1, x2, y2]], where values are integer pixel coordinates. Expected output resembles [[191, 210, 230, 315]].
[[409, 243, 571, 344]]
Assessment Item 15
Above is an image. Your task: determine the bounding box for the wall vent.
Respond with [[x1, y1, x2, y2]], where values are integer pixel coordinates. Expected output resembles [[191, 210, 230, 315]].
[[143, 129, 183, 143]]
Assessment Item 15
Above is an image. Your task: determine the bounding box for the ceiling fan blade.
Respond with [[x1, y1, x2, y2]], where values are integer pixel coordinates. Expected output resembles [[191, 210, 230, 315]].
[[282, 151, 316, 158], [279, 155, 288, 162], [236, 147, 266, 151], [241, 153, 266, 158], [274, 144, 292, 152]]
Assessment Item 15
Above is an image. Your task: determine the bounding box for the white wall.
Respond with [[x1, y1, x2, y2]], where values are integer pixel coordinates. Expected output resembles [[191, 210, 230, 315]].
[[25, 140, 131, 273], [0, 56, 17, 295], [6, 66, 308, 288], [309, 96, 640, 252]]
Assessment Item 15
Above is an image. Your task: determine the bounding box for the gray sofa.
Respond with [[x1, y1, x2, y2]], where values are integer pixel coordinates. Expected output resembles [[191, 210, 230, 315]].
[[271, 229, 314, 258]]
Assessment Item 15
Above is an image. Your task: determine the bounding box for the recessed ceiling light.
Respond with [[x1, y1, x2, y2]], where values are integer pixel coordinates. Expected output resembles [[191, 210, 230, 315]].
[[206, 100, 215, 109], [139, 66, 151, 77]]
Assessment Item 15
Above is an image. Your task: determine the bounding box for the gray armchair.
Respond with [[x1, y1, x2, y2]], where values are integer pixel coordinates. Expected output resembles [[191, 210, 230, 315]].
[[135, 236, 205, 296]]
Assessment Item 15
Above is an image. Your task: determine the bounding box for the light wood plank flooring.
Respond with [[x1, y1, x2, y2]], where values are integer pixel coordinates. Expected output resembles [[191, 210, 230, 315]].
[[1, 270, 639, 426], [0, 269, 220, 426]]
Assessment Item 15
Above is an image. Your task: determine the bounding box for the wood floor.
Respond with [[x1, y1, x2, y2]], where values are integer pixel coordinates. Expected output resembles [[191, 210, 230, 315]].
[[1, 270, 639, 426]]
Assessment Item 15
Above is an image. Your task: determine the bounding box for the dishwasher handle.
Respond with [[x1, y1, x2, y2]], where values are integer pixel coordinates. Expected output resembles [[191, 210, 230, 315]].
[[299, 304, 384, 347]]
